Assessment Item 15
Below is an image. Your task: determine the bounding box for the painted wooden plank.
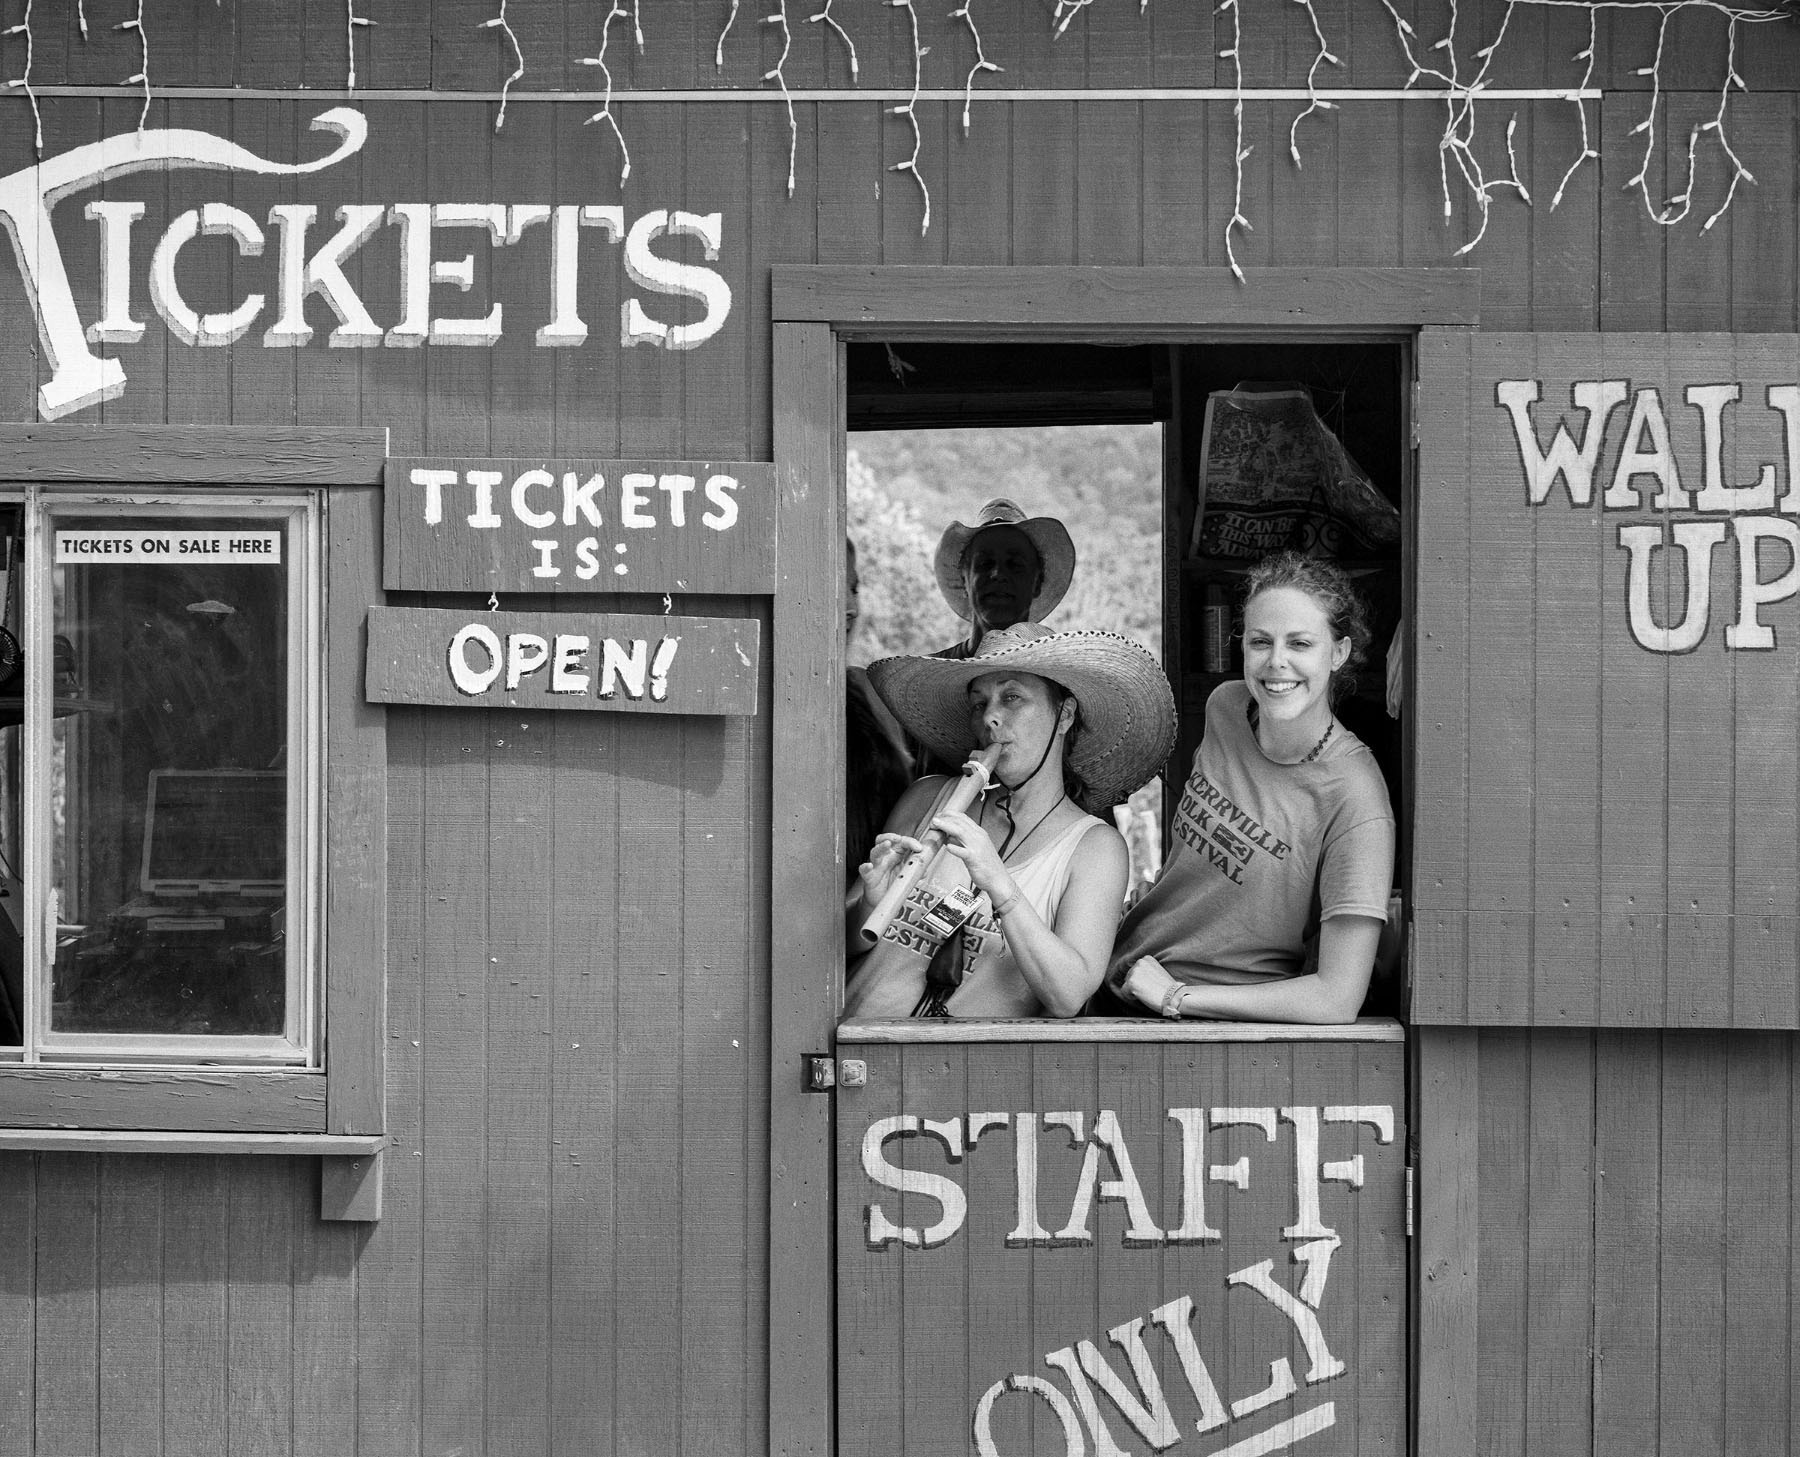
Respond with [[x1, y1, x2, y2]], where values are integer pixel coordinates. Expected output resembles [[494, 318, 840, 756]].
[[837, 1018, 1406, 1043], [941, 100, 1011, 267], [416, 700, 492, 1457], [35, 1156, 100, 1457], [611, 706, 687, 1457], [685, 101, 758, 456], [1659, 1033, 1727, 1456], [899, 1043, 972, 1451], [1721, 1034, 1792, 1457], [1526, 330, 1604, 1024], [95, 1158, 162, 1457], [768, 320, 841, 1457], [882, 100, 948, 267], [161, 1156, 230, 1457], [542, 703, 618, 1457], [480, 709, 555, 1457], [672, 619, 764, 1457], [0, 423, 388, 484], [0, 1071, 328, 1131], [380, 456, 776, 594], [1726, 336, 1800, 1026], [1464, 336, 1538, 1017], [1351, 1037, 1407, 1457], [164, 96, 240, 430], [1591, 1031, 1663, 1456], [1075, 101, 1142, 267], [0, 1130, 381, 1154], [1524, 1032, 1596, 1456], [1664, 336, 1740, 1027], [1596, 335, 1671, 1025], [364, 605, 762, 714], [96, 93, 170, 435], [545, 100, 623, 459], [1522, 96, 1601, 331], [1411, 326, 1472, 1019], [1141, 104, 1208, 268], [294, 1180, 361, 1456], [223, 99, 305, 428], [358, 690, 424, 1448], [323, 483, 388, 1136], [960, 1043, 1037, 1457], [225, 1160, 296, 1457], [835, 1041, 904, 1457], [1029, 1041, 1102, 1438], [771, 265, 1482, 327], [1597, 99, 1666, 332], [1472, 1030, 1529, 1457], [0, 1152, 33, 1456], [1726, 94, 1798, 333], [419, 102, 495, 461]]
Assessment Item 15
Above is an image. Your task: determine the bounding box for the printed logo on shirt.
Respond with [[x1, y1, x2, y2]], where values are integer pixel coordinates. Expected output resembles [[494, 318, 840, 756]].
[[880, 882, 998, 956], [1172, 773, 1290, 887]]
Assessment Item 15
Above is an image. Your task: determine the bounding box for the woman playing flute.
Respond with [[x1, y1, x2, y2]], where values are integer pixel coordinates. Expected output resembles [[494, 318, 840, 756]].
[[844, 624, 1175, 1020]]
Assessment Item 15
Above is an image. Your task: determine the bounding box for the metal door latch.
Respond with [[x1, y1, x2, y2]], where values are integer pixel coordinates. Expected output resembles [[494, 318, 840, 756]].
[[807, 1056, 836, 1091], [838, 1058, 867, 1088]]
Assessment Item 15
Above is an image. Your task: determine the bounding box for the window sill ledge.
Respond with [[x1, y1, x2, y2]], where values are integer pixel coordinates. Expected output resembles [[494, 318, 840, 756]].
[[0, 1127, 388, 1222], [837, 1016, 1406, 1044]]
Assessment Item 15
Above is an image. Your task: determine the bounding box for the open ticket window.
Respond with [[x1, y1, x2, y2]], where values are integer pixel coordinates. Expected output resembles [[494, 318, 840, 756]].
[[0, 498, 318, 1064]]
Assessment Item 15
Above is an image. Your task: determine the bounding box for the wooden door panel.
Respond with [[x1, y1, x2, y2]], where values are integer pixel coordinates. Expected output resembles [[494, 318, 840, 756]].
[[836, 1029, 1406, 1457]]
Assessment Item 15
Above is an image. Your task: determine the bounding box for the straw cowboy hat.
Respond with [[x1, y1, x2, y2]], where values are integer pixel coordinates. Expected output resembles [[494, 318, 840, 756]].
[[933, 498, 1077, 623], [867, 623, 1177, 810]]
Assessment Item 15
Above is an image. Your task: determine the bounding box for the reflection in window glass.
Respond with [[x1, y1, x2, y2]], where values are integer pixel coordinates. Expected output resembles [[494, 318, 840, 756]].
[[47, 512, 296, 1042]]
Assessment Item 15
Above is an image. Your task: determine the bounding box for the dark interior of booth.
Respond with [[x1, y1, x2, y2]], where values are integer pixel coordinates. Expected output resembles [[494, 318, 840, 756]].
[[846, 337, 1411, 1016]]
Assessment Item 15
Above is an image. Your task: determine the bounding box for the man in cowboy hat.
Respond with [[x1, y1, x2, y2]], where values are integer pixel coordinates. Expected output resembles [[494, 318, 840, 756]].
[[932, 498, 1077, 660]]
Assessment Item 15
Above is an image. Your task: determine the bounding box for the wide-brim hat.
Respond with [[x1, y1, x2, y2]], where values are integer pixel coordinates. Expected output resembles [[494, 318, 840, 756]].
[[934, 498, 1077, 623], [868, 624, 1177, 810]]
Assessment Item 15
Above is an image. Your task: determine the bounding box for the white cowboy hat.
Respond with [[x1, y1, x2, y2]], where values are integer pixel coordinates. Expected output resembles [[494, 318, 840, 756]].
[[867, 623, 1176, 810], [933, 498, 1077, 623]]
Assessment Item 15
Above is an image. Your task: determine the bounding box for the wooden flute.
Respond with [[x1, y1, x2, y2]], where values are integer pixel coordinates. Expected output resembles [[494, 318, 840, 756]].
[[858, 742, 1005, 947]]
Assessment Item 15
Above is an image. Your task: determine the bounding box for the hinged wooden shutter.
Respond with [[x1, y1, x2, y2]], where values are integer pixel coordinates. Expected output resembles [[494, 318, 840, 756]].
[[1414, 330, 1800, 1028]]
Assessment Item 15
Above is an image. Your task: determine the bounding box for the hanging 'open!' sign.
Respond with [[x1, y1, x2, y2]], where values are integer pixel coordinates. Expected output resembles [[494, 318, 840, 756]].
[[365, 607, 759, 716]]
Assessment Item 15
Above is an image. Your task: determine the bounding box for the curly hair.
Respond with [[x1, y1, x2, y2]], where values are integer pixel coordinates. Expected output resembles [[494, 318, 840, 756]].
[[1239, 550, 1373, 702]]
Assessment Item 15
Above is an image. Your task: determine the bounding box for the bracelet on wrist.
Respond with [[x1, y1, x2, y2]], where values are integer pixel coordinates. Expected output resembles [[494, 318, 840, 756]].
[[991, 888, 1021, 920], [1158, 982, 1187, 1020]]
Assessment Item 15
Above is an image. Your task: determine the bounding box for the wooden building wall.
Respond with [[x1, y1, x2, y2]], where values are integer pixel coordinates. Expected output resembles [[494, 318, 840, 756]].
[[0, 3, 1797, 1454]]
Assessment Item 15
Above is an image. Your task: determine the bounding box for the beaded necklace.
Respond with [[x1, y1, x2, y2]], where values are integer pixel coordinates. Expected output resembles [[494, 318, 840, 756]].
[[1247, 703, 1336, 765]]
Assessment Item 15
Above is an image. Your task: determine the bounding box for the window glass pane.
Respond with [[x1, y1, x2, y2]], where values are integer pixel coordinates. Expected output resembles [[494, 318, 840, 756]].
[[48, 514, 292, 1039]]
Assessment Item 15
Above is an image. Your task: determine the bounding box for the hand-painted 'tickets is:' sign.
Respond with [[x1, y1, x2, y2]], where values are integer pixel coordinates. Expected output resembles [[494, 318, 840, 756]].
[[382, 457, 775, 595], [364, 606, 759, 716]]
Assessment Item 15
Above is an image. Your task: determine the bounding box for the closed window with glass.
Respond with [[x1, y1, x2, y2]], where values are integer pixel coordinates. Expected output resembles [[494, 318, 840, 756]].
[[0, 492, 318, 1063]]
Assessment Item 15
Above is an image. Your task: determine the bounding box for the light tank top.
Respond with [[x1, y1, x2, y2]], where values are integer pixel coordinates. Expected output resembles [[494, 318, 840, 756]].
[[843, 809, 1107, 1020]]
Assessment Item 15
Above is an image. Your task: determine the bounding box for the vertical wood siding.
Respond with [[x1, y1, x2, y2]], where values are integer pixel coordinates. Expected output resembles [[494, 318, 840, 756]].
[[1417, 1028, 1800, 1457]]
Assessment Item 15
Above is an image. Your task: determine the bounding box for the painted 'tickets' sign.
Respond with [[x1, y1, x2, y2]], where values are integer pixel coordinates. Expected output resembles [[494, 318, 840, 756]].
[[0, 109, 734, 421], [382, 457, 775, 594], [364, 606, 759, 715]]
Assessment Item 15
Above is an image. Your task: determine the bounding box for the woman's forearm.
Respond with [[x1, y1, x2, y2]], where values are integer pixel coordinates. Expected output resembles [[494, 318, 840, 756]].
[[984, 880, 1100, 1018]]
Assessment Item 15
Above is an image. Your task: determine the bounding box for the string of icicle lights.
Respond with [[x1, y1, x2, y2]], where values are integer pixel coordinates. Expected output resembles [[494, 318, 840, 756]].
[[0, 0, 1787, 269]]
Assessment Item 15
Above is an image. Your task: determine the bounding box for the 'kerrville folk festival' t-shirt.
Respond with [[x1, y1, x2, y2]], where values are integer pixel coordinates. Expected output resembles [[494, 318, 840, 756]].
[[1111, 681, 1393, 986]]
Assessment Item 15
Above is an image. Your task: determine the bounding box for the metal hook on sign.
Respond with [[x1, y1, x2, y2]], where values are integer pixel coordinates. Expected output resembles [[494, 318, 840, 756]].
[[488, 592, 500, 612]]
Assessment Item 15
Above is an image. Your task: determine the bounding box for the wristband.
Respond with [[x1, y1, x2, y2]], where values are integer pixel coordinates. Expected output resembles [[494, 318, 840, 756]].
[[991, 889, 1021, 920], [1158, 982, 1187, 1020]]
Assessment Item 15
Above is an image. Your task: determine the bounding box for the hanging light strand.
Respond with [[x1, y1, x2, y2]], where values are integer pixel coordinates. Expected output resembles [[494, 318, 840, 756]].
[[116, 0, 150, 131], [345, 0, 373, 92], [4, 0, 43, 154], [762, 0, 798, 196], [950, 0, 1000, 135], [808, 0, 858, 79], [1219, 0, 1252, 281], [887, 0, 930, 235], [481, 0, 526, 131], [1287, 0, 1340, 167], [581, 0, 634, 185]]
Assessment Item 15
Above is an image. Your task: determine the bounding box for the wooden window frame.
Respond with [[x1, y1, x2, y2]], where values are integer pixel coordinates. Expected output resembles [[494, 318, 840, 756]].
[[0, 425, 387, 1218], [769, 265, 1479, 1457]]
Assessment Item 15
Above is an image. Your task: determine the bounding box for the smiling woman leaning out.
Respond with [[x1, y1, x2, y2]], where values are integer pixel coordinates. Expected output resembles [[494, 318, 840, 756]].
[[844, 625, 1176, 1020], [1109, 551, 1395, 1025]]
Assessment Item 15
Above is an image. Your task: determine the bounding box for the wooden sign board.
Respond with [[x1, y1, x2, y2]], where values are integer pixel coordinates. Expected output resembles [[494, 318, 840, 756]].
[[382, 458, 776, 594], [365, 606, 760, 715]]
